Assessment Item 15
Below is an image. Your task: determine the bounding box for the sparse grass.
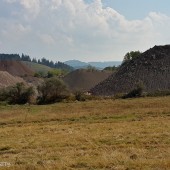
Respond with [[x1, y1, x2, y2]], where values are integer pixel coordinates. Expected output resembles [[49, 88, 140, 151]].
[[0, 96, 170, 169], [22, 61, 52, 75]]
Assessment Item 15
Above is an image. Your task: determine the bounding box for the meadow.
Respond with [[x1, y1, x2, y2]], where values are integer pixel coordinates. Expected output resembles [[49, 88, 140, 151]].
[[0, 96, 170, 170]]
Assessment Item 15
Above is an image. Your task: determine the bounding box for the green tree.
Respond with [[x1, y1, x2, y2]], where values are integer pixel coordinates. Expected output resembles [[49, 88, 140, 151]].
[[47, 69, 68, 78], [123, 51, 141, 62], [37, 78, 70, 104], [21, 53, 31, 62], [86, 65, 96, 71], [123, 82, 144, 99], [103, 66, 117, 71]]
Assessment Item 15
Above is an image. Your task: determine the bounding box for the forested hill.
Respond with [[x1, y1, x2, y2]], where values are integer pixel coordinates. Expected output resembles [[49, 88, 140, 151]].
[[0, 54, 21, 60], [0, 53, 73, 71]]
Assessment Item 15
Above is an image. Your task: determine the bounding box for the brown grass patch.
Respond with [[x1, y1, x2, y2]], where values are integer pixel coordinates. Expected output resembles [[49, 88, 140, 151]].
[[0, 96, 170, 169]]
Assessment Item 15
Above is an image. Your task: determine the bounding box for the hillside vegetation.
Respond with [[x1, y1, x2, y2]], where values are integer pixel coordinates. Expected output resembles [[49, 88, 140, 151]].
[[0, 96, 169, 169], [0, 53, 73, 72], [22, 61, 52, 76]]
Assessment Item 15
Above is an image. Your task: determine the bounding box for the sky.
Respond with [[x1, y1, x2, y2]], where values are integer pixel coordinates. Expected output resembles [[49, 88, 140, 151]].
[[0, 0, 170, 62]]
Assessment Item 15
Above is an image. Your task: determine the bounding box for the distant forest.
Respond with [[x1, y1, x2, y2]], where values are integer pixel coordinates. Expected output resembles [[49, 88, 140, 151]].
[[0, 53, 73, 71]]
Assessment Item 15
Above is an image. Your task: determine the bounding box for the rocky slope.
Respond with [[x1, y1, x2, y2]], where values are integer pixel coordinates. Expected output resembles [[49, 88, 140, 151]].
[[90, 45, 170, 96]]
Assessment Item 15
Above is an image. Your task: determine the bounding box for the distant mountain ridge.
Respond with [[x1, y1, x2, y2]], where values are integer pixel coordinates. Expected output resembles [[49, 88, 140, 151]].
[[64, 60, 122, 69]]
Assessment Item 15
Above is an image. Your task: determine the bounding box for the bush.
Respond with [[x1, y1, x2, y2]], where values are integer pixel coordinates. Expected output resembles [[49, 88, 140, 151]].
[[123, 83, 144, 99], [37, 78, 70, 104], [34, 72, 41, 78], [114, 93, 125, 99], [74, 91, 86, 101], [123, 51, 142, 63], [103, 66, 118, 72], [147, 90, 170, 97], [47, 69, 68, 78], [34, 71, 47, 78], [86, 65, 97, 72], [0, 83, 34, 104], [0, 89, 8, 101]]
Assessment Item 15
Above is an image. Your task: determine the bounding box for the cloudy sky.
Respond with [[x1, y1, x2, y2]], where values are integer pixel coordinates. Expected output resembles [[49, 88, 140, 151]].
[[0, 0, 170, 62]]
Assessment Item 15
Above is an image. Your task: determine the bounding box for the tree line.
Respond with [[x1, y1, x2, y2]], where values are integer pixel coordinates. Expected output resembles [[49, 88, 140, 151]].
[[0, 53, 73, 71]]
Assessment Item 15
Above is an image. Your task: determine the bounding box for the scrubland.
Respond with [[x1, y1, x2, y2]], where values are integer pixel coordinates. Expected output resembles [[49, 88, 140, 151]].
[[0, 96, 170, 169]]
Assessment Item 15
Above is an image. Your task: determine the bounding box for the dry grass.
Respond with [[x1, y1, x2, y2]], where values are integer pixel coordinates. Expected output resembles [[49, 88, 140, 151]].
[[0, 96, 170, 169]]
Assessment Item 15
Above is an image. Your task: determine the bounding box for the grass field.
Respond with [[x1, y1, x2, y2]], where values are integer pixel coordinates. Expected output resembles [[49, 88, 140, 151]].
[[0, 96, 170, 169], [22, 61, 52, 75]]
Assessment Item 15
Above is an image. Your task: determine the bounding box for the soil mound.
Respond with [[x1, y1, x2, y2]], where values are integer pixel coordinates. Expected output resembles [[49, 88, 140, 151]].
[[0, 71, 25, 88], [62, 69, 112, 92], [91, 45, 170, 96], [0, 60, 34, 76]]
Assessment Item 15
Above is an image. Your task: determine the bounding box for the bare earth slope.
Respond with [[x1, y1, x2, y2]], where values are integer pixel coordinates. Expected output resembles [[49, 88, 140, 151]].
[[0, 71, 25, 88], [0, 60, 34, 76], [91, 45, 170, 96], [62, 69, 112, 92]]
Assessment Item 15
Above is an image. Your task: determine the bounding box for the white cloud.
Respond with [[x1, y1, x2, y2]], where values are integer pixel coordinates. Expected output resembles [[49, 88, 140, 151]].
[[1, 0, 170, 61], [0, 20, 31, 40], [149, 12, 169, 22], [20, 0, 40, 15], [39, 34, 55, 45], [4, 0, 40, 17], [51, 0, 62, 10]]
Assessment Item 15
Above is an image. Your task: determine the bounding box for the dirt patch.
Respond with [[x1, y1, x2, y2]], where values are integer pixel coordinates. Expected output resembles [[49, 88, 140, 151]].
[[0, 71, 25, 88]]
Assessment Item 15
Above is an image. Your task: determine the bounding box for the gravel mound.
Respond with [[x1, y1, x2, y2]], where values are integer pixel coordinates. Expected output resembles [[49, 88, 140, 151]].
[[0, 71, 25, 88], [91, 45, 170, 96], [63, 69, 112, 92]]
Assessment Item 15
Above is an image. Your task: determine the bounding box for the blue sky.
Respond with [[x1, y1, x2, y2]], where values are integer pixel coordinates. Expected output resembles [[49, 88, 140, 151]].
[[0, 0, 170, 62], [102, 0, 170, 19]]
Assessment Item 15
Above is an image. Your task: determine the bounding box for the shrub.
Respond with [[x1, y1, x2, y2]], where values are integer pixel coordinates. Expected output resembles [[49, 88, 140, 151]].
[[0, 88, 8, 101], [123, 83, 144, 99], [86, 65, 97, 72], [114, 93, 125, 99], [34, 71, 47, 78], [34, 72, 41, 78], [74, 91, 86, 101], [0, 83, 34, 104], [47, 69, 68, 78], [123, 51, 142, 63], [37, 78, 70, 104], [103, 66, 118, 72], [147, 90, 170, 97]]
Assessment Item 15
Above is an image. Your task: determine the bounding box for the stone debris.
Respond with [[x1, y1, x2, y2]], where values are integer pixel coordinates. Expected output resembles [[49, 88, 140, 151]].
[[90, 45, 170, 96]]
